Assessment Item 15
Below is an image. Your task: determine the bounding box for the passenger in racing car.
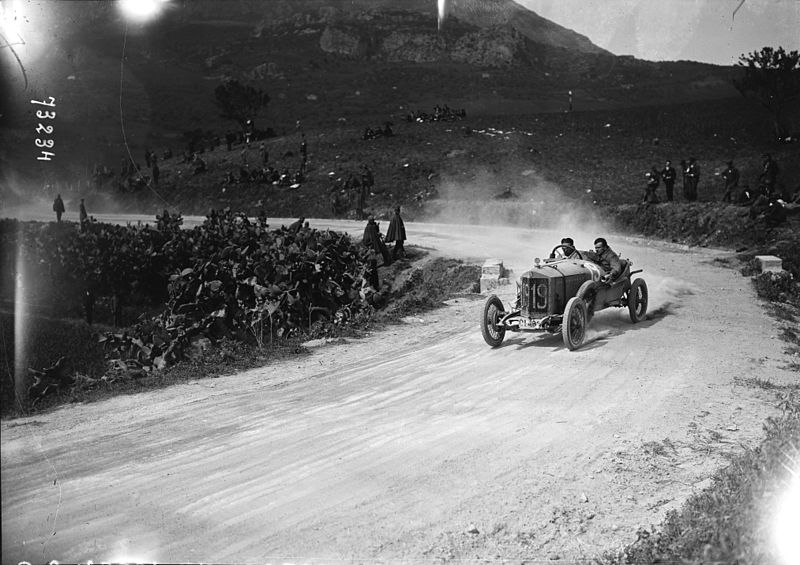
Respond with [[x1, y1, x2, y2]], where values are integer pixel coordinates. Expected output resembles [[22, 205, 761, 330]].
[[584, 237, 623, 283], [550, 237, 580, 259]]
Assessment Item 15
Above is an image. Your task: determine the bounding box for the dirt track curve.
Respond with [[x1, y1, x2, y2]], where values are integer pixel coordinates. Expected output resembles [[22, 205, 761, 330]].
[[2, 218, 794, 563]]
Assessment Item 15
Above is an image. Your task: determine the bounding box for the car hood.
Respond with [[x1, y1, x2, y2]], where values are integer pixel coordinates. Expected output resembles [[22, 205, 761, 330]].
[[522, 259, 592, 280]]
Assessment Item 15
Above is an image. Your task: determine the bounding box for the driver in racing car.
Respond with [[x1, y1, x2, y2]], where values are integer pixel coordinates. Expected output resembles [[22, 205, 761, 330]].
[[550, 237, 580, 259], [584, 237, 623, 283]]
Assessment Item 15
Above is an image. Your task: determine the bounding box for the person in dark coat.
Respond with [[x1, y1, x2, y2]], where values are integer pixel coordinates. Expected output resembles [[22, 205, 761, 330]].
[[685, 157, 700, 201], [288, 217, 305, 233], [583, 237, 623, 283], [660, 160, 676, 202], [680, 159, 688, 201], [362, 216, 392, 266], [385, 206, 407, 259], [53, 194, 65, 222], [760, 153, 779, 196], [644, 167, 660, 203], [152, 162, 160, 186], [721, 160, 739, 203], [79, 198, 88, 224]]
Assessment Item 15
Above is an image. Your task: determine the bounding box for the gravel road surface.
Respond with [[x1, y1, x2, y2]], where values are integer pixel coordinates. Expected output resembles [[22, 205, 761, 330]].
[[2, 217, 793, 563]]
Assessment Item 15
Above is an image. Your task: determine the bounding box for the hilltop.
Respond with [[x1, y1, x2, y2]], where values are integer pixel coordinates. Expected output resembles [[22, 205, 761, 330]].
[[1, 0, 735, 187]]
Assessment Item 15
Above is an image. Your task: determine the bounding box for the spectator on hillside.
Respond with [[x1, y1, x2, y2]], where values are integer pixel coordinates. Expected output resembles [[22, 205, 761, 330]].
[[685, 157, 700, 201], [660, 160, 676, 202], [385, 206, 407, 260], [760, 153, 779, 196], [721, 160, 739, 203], [152, 163, 160, 186], [680, 159, 688, 201], [53, 194, 65, 222], [644, 167, 660, 203]]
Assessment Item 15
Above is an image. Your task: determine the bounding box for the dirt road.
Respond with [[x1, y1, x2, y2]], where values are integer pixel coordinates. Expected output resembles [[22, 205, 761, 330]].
[[2, 220, 794, 563]]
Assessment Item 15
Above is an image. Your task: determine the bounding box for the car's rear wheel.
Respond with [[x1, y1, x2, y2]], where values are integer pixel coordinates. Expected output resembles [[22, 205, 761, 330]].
[[576, 280, 598, 322], [627, 278, 648, 323], [562, 297, 587, 351], [481, 294, 506, 347]]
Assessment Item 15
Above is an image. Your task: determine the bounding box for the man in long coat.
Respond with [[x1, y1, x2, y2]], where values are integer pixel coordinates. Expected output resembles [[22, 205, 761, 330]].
[[660, 160, 676, 202], [362, 216, 392, 266], [685, 157, 700, 201], [721, 161, 739, 203], [53, 194, 65, 222], [385, 206, 407, 259]]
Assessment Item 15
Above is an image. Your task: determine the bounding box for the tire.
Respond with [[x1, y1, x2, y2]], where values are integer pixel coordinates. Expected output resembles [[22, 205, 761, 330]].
[[562, 297, 587, 351], [481, 294, 506, 347], [628, 278, 648, 323], [576, 280, 598, 322]]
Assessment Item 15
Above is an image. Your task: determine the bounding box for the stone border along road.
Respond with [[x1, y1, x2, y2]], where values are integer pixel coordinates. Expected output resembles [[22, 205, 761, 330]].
[[2, 216, 794, 563]]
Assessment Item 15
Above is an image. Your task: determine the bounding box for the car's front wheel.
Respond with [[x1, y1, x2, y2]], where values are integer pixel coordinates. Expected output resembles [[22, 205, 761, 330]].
[[481, 294, 506, 347], [627, 278, 648, 323], [562, 296, 587, 351]]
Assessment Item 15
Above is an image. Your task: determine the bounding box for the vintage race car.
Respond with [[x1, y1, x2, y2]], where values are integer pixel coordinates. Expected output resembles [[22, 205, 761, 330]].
[[480, 244, 648, 350]]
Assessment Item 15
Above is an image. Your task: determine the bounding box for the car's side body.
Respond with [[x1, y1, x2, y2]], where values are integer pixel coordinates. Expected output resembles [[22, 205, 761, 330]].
[[480, 248, 648, 350]]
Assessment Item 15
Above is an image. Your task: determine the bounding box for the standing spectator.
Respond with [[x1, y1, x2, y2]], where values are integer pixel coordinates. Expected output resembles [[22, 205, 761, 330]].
[[288, 217, 305, 233], [721, 160, 739, 203], [680, 159, 688, 201], [385, 206, 407, 260], [259, 142, 268, 166], [685, 157, 700, 201], [644, 167, 660, 203], [52, 194, 65, 222], [660, 159, 676, 202], [362, 216, 392, 266], [760, 153, 779, 196], [79, 198, 88, 224], [144, 148, 152, 169], [568, 90, 573, 112], [300, 134, 307, 160], [152, 162, 160, 186]]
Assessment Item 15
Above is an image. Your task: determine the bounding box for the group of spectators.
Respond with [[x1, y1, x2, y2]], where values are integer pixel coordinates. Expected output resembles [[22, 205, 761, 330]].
[[405, 105, 467, 123], [642, 157, 701, 203], [328, 165, 375, 219], [642, 153, 790, 205], [363, 122, 394, 140]]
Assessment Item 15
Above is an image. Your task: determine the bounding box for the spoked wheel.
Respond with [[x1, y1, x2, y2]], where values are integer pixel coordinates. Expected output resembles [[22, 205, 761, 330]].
[[627, 278, 648, 323], [576, 280, 598, 322], [481, 294, 506, 347], [562, 296, 587, 351]]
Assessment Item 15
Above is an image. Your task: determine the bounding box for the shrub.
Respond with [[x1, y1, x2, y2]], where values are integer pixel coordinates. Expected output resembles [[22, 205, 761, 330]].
[[753, 270, 799, 303]]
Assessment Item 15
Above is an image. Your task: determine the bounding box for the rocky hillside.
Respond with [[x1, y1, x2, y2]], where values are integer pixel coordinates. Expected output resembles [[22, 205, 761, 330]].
[[0, 0, 737, 191]]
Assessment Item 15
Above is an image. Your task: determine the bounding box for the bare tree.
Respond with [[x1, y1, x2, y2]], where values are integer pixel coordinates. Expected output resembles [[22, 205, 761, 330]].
[[733, 46, 800, 139]]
